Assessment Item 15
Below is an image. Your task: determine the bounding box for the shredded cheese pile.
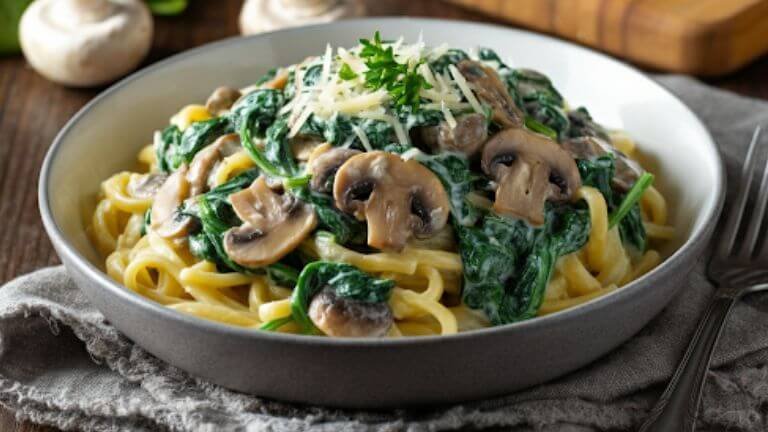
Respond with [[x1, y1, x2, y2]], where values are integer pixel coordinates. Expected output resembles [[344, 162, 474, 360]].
[[280, 37, 487, 147]]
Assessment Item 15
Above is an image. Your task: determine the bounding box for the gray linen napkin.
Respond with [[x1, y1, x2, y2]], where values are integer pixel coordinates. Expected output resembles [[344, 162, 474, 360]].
[[2, 76, 768, 432]]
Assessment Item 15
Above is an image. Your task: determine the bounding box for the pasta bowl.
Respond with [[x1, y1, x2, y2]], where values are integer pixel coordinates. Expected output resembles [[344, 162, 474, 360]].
[[39, 18, 724, 407]]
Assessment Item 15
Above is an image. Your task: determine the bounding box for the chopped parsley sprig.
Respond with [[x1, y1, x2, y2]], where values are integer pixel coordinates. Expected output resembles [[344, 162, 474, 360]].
[[358, 31, 432, 111]]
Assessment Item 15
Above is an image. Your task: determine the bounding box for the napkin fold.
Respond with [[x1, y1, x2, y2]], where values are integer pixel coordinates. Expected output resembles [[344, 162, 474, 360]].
[[2, 76, 768, 432]]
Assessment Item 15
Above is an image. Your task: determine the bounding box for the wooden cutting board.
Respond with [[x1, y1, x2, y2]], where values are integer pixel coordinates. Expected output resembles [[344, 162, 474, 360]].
[[445, 0, 768, 76]]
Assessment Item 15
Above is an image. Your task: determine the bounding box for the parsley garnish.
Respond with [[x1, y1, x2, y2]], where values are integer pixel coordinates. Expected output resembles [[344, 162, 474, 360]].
[[339, 63, 358, 80], [358, 31, 432, 110]]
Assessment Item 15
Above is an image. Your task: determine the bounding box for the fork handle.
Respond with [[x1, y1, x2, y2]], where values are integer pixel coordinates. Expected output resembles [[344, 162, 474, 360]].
[[638, 294, 738, 432]]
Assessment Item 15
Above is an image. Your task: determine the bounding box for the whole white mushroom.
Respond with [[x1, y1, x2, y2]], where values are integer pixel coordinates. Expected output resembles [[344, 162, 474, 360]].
[[19, 0, 153, 87], [239, 0, 364, 35]]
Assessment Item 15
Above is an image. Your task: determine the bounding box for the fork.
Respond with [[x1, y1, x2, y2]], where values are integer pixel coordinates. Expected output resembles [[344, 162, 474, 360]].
[[639, 126, 768, 432]]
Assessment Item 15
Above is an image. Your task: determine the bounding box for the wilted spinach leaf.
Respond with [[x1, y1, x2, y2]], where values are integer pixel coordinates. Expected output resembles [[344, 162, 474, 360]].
[[291, 261, 395, 333], [430, 49, 470, 74], [173, 116, 233, 168]]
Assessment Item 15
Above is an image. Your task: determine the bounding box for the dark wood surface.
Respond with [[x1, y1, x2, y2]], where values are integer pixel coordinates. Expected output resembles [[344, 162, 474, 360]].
[[0, 1, 766, 430]]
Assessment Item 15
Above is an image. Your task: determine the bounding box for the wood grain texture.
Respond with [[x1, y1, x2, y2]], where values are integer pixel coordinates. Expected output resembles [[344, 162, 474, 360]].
[[446, 0, 768, 75], [0, 0, 766, 430]]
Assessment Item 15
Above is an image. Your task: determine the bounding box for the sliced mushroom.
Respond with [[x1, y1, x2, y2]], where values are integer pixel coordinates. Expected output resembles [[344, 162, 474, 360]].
[[482, 129, 581, 226], [151, 165, 194, 238], [128, 173, 168, 199], [562, 136, 644, 192], [223, 177, 317, 267], [457, 60, 524, 128], [333, 151, 450, 251], [261, 68, 290, 90], [186, 133, 241, 196], [205, 87, 242, 115], [308, 287, 393, 338], [308, 146, 361, 193], [418, 113, 488, 157]]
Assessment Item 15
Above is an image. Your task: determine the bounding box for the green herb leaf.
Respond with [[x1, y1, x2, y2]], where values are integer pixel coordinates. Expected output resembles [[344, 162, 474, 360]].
[[609, 172, 654, 228], [358, 31, 431, 111], [338, 63, 358, 80]]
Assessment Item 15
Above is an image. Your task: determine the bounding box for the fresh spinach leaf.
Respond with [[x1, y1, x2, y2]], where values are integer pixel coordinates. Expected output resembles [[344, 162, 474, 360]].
[[414, 151, 480, 226], [263, 117, 299, 177], [460, 204, 590, 324], [290, 261, 395, 334], [430, 49, 470, 74], [291, 186, 365, 245], [507, 69, 569, 139], [578, 155, 649, 251], [230, 89, 285, 140], [174, 116, 233, 168], [155, 124, 182, 173]]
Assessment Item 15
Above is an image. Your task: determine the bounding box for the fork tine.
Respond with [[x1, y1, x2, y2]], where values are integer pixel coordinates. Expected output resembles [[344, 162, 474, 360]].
[[717, 126, 762, 258], [742, 139, 768, 257]]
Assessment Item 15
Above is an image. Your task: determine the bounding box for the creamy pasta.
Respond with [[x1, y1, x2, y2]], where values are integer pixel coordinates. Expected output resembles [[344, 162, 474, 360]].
[[90, 33, 671, 337]]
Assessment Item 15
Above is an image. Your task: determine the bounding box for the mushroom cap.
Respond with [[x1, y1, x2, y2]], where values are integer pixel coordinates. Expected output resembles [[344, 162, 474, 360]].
[[482, 129, 581, 225], [239, 0, 364, 35], [223, 177, 317, 267], [151, 165, 194, 238], [205, 87, 242, 116], [457, 60, 524, 128], [308, 146, 361, 193], [19, 0, 153, 87], [333, 151, 451, 251], [128, 173, 168, 199], [308, 288, 393, 337], [186, 133, 241, 196], [419, 113, 488, 157], [562, 136, 644, 192]]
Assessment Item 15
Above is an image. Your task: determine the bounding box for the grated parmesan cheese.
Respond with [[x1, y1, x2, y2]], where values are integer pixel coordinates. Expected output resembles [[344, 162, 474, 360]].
[[441, 101, 457, 129], [448, 64, 484, 115], [352, 125, 373, 152]]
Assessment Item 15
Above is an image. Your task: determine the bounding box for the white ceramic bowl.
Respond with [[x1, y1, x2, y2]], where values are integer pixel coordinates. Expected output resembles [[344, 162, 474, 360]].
[[39, 18, 724, 407]]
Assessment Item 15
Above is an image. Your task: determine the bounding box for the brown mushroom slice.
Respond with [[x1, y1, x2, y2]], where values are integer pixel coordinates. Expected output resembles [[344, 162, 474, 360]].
[[333, 151, 450, 251], [151, 165, 194, 238], [482, 129, 581, 226], [205, 86, 242, 115], [308, 146, 361, 193], [186, 133, 241, 196], [562, 136, 644, 192], [418, 113, 488, 157], [457, 60, 524, 128], [308, 288, 393, 337], [128, 173, 168, 199], [261, 68, 290, 90], [223, 177, 317, 267]]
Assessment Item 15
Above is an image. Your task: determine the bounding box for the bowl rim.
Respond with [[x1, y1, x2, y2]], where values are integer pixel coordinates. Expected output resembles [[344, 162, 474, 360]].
[[38, 16, 725, 347]]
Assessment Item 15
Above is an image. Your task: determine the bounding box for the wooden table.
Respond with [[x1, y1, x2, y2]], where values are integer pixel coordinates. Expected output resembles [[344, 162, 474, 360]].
[[0, 0, 766, 430]]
